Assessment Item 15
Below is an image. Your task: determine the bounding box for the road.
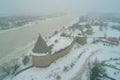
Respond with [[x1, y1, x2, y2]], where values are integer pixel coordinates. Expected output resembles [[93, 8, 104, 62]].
[[71, 50, 100, 80]]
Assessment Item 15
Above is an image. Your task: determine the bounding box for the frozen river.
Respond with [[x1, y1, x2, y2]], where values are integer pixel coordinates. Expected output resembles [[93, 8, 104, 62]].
[[0, 15, 78, 64]]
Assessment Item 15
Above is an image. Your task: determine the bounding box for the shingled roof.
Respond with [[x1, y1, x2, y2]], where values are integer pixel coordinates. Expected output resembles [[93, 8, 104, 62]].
[[33, 34, 51, 53]]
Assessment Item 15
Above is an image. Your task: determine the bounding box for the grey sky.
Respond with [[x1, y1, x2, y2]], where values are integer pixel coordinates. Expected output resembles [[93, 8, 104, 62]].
[[0, 0, 120, 15]]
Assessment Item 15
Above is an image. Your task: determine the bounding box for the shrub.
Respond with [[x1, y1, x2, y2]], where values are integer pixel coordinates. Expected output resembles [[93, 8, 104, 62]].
[[70, 63, 75, 68], [63, 66, 70, 72], [22, 56, 30, 65], [0, 66, 8, 80], [56, 75, 61, 80], [52, 31, 58, 37], [55, 39, 58, 43], [1, 58, 20, 75], [60, 32, 66, 37]]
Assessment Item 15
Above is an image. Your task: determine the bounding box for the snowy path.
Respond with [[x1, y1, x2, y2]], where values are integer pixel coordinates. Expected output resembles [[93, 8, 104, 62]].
[[71, 50, 100, 80]]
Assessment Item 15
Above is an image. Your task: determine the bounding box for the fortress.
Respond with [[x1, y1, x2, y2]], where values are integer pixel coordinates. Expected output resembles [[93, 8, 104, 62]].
[[32, 34, 87, 68]]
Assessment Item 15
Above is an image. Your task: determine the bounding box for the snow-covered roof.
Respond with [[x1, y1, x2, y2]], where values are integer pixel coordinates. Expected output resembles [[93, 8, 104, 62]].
[[51, 37, 73, 54], [32, 52, 49, 56]]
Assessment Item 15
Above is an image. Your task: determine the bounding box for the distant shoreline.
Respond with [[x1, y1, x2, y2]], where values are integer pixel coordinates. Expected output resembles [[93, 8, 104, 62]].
[[0, 16, 58, 34]]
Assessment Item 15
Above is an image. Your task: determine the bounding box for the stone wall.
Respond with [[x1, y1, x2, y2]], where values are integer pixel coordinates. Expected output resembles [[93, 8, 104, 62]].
[[32, 41, 75, 67], [32, 36, 87, 68]]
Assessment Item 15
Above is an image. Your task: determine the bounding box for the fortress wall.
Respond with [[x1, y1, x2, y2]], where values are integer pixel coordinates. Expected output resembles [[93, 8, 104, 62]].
[[51, 41, 75, 61], [32, 36, 87, 68], [32, 41, 75, 67], [32, 54, 52, 67]]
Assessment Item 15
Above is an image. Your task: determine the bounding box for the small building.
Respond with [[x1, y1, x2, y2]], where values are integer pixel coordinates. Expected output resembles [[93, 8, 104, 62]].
[[100, 39, 119, 46], [108, 39, 119, 45]]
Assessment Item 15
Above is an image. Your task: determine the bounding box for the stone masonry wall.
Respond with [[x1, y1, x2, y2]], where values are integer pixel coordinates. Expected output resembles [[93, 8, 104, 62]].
[[32, 36, 87, 67]]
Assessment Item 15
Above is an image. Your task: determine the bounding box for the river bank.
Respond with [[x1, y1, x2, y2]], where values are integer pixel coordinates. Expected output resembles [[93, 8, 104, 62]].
[[0, 14, 78, 64]]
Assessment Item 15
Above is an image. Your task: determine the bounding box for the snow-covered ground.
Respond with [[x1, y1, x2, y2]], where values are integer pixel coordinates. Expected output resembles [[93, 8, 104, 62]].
[[1, 14, 120, 80], [81, 21, 120, 80], [88, 43, 120, 80], [11, 43, 99, 80]]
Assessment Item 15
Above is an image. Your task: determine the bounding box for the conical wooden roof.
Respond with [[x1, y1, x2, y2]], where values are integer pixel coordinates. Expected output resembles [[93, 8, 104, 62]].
[[33, 34, 50, 53]]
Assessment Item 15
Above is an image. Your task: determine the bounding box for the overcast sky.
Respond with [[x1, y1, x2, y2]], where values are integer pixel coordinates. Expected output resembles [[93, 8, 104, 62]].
[[0, 0, 120, 15]]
